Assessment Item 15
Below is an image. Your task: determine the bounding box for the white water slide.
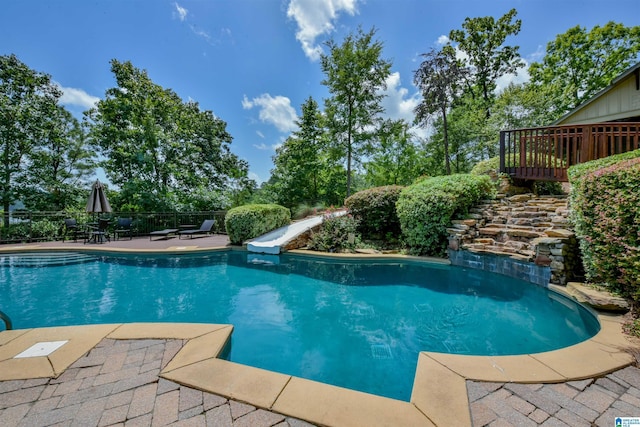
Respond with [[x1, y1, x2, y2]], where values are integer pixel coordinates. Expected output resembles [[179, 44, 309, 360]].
[[246, 210, 346, 255]]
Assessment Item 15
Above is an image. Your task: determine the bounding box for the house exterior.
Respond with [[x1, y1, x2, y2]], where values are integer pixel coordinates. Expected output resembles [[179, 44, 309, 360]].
[[500, 62, 640, 182]]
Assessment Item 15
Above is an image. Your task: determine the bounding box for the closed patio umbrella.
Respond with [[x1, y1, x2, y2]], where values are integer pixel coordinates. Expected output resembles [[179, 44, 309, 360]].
[[86, 179, 112, 214]]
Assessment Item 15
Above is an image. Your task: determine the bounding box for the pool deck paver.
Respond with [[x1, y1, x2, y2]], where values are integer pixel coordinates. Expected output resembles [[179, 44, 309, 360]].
[[1, 237, 639, 426]]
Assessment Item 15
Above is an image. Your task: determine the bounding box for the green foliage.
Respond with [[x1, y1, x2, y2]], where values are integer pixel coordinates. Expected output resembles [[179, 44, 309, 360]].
[[224, 204, 290, 245], [0, 217, 61, 242], [25, 105, 95, 211], [470, 156, 501, 175], [364, 119, 423, 187], [269, 97, 331, 209], [396, 174, 495, 256], [0, 222, 29, 241], [568, 149, 640, 182], [414, 46, 470, 175], [87, 59, 250, 212], [308, 215, 360, 253], [0, 54, 64, 225], [29, 219, 61, 240], [321, 26, 392, 197], [344, 185, 403, 237], [529, 21, 640, 118], [569, 156, 640, 303], [449, 8, 523, 110]]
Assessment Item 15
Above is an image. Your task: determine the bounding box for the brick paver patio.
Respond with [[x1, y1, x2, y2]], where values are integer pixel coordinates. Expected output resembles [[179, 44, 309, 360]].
[[0, 338, 316, 427], [468, 365, 640, 426], [1, 334, 638, 426]]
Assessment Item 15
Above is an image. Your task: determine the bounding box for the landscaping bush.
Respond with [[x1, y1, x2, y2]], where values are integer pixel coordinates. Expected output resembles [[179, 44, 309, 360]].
[[344, 185, 403, 238], [567, 148, 640, 182], [569, 156, 640, 304], [308, 214, 360, 252], [396, 174, 495, 256], [470, 156, 501, 176], [224, 204, 290, 245], [30, 219, 62, 240]]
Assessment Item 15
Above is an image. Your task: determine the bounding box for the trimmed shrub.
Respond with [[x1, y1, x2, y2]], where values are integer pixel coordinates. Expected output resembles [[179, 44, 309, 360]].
[[344, 185, 403, 237], [470, 156, 501, 176], [569, 156, 640, 303], [567, 149, 640, 182], [224, 204, 290, 245], [308, 214, 360, 252], [396, 174, 495, 256]]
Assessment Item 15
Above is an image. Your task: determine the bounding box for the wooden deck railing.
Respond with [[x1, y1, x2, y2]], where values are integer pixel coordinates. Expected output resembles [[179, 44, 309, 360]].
[[500, 122, 640, 181]]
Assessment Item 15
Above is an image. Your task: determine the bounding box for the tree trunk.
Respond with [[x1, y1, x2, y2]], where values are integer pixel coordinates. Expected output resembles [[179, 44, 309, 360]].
[[442, 106, 451, 175], [346, 142, 352, 198]]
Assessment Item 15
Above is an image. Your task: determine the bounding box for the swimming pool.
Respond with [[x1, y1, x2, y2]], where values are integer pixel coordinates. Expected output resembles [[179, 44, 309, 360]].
[[0, 250, 599, 401]]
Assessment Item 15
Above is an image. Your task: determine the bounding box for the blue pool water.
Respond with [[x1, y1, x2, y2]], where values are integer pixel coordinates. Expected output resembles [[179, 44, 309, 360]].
[[0, 251, 599, 401]]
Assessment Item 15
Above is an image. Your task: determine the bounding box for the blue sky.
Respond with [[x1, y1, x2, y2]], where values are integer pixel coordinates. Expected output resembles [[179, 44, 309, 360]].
[[2, 0, 639, 185]]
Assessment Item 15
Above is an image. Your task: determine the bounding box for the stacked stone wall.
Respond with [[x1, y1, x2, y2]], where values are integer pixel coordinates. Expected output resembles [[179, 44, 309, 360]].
[[447, 194, 581, 286]]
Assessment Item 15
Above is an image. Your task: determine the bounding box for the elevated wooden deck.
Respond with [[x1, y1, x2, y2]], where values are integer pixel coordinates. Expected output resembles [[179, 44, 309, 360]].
[[499, 122, 640, 181]]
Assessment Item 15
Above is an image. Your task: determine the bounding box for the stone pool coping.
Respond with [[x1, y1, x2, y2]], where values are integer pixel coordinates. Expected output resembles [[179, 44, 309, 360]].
[[0, 245, 638, 426]]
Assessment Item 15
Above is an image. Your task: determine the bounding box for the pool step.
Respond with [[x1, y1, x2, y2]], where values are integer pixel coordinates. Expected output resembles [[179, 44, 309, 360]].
[[0, 252, 97, 267]]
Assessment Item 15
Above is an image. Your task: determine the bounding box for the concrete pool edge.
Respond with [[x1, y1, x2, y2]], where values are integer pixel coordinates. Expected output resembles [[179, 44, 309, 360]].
[[0, 316, 636, 427]]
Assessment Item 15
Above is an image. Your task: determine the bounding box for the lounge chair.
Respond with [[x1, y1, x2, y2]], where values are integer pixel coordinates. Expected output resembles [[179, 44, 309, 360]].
[[113, 218, 134, 240], [178, 219, 215, 239], [149, 228, 179, 241]]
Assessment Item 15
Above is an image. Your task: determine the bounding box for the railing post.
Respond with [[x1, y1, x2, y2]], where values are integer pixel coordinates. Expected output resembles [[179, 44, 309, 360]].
[[28, 211, 33, 243], [499, 131, 506, 173]]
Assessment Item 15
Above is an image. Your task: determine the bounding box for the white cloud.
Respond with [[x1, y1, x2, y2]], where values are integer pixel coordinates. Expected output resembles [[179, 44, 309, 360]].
[[436, 35, 449, 46], [256, 130, 265, 139], [378, 72, 432, 139], [286, 0, 358, 61], [189, 25, 212, 44], [248, 171, 263, 184], [253, 143, 270, 150], [174, 2, 188, 21], [242, 94, 298, 133], [56, 84, 100, 109], [380, 72, 419, 123], [495, 59, 530, 94]]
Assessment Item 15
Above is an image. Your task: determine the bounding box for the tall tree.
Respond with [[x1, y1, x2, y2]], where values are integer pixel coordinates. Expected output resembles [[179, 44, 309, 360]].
[[529, 21, 640, 117], [414, 46, 469, 175], [321, 26, 392, 197], [449, 8, 524, 117], [26, 106, 94, 211], [0, 54, 62, 225], [268, 96, 326, 209], [87, 59, 246, 211]]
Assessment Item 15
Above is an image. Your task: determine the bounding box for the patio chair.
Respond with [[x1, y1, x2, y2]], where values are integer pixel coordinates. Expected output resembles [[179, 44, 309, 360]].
[[62, 218, 88, 242], [113, 218, 134, 240], [178, 219, 215, 239]]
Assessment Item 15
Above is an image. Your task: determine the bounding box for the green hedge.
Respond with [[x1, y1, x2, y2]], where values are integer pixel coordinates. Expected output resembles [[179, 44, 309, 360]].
[[568, 148, 640, 182], [396, 174, 495, 256], [344, 185, 403, 238], [569, 156, 640, 303], [224, 204, 290, 245]]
